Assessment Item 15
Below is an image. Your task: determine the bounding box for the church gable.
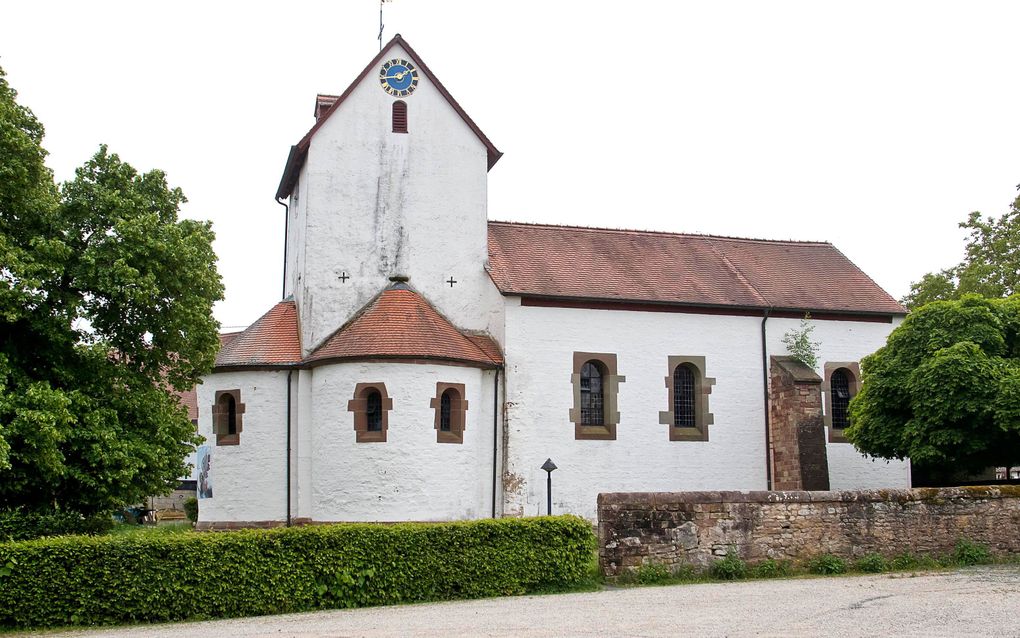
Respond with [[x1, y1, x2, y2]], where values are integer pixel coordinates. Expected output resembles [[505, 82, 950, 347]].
[[276, 34, 501, 200]]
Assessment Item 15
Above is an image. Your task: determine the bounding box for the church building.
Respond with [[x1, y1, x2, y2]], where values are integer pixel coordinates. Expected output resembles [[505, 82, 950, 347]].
[[194, 35, 909, 528]]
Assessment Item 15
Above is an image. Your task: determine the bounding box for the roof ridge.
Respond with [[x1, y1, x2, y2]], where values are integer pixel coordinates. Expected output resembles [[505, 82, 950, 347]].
[[487, 219, 833, 246]]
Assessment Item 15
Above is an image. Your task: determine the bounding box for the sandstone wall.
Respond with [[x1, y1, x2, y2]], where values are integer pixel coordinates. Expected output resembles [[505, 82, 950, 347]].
[[599, 487, 1020, 577]]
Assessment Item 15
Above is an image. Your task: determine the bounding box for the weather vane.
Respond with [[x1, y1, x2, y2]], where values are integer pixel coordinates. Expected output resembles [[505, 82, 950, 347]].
[[379, 0, 394, 50]]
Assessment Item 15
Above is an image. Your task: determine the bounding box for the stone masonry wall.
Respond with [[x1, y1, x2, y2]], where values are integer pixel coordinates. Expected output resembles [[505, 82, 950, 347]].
[[598, 487, 1020, 577], [769, 356, 829, 491]]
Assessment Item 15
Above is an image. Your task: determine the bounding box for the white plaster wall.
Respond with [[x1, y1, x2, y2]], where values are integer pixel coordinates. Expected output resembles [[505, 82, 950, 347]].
[[766, 315, 910, 489], [195, 370, 290, 524], [502, 300, 769, 521], [308, 361, 497, 521], [284, 163, 309, 302], [295, 43, 503, 354]]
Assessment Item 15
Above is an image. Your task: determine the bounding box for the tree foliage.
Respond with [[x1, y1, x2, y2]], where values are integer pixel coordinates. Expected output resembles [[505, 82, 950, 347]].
[[781, 314, 820, 369], [0, 67, 223, 514], [903, 185, 1020, 308], [847, 295, 1020, 472]]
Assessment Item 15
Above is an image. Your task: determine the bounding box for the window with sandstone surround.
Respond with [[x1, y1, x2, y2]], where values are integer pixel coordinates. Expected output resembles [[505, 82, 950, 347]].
[[658, 356, 715, 441], [431, 383, 468, 444], [348, 383, 392, 443], [392, 100, 408, 133], [823, 362, 860, 443], [570, 352, 625, 440], [212, 389, 244, 446]]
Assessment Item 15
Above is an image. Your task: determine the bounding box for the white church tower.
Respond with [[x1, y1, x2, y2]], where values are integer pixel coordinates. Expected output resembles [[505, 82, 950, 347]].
[[276, 34, 505, 352]]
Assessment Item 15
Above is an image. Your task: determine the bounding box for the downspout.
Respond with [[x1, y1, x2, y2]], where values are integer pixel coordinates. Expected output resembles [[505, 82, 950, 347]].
[[276, 197, 289, 299], [761, 308, 773, 490], [492, 367, 500, 518], [286, 369, 293, 526]]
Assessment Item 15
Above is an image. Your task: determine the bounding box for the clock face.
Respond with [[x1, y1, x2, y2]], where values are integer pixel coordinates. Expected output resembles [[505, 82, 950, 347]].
[[379, 58, 419, 97]]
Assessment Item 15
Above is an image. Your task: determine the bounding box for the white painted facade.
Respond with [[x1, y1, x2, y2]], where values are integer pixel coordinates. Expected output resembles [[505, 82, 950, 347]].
[[196, 37, 910, 527]]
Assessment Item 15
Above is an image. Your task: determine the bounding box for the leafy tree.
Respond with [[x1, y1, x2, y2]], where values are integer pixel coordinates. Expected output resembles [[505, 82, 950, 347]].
[[781, 314, 820, 369], [846, 295, 1020, 473], [903, 185, 1020, 308], [0, 67, 223, 514]]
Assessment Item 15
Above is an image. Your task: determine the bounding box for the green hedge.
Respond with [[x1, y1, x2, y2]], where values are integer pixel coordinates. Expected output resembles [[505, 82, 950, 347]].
[[0, 508, 113, 541], [0, 515, 595, 629]]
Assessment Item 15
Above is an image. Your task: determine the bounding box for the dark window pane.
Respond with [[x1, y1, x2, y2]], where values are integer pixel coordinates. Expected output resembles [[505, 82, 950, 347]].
[[225, 395, 237, 435], [580, 361, 604, 426], [673, 365, 696, 428], [440, 390, 453, 432], [366, 390, 383, 432], [831, 369, 851, 429]]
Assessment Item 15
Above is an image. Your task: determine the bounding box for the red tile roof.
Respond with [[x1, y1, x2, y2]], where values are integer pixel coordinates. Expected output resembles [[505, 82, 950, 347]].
[[276, 35, 502, 200], [487, 222, 906, 315], [215, 301, 302, 367], [305, 285, 502, 368]]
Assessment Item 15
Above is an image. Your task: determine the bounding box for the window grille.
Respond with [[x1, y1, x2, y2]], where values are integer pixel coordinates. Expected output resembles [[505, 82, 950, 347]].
[[392, 100, 408, 133], [673, 364, 696, 428], [440, 390, 453, 432], [580, 361, 604, 425], [831, 369, 851, 429], [366, 390, 383, 431]]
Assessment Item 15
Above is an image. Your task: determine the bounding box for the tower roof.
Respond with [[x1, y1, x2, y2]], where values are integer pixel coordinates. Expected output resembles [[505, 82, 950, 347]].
[[214, 301, 302, 367], [276, 34, 502, 200]]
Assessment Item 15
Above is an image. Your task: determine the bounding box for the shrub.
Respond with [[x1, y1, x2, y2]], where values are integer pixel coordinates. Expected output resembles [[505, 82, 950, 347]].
[[953, 538, 992, 566], [635, 562, 672, 584], [0, 515, 594, 629], [807, 554, 847, 575], [855, 553, 888, 573], [710, 552, 747, 580], [890, 552, 919, 571], [183, 498, 198, 524], [0, 509, 112, 541], [751, 558, 791, 579]]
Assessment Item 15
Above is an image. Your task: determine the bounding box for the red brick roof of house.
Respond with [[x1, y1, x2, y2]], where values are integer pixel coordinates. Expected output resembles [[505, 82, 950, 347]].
[[305, 284, 502, 368], [486, 221, 906, 316], [214, 301, 302, 367]]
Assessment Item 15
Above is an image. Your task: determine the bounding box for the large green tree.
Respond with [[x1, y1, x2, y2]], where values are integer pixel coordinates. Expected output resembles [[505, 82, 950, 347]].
[[0, 67, 223, 514], [903, 185, 1020, 308], [847, 295, 1020, 473]]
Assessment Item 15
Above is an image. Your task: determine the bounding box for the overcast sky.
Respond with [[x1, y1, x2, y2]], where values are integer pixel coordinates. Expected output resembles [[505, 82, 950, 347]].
[[4, 1, 1019, 329]]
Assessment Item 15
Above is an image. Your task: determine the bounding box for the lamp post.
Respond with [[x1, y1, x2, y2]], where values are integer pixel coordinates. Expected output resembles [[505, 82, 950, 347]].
[[541, 458, 557, 516]]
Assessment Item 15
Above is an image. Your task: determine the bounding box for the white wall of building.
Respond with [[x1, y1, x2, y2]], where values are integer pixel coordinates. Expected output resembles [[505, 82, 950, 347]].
[[501, 300, 770, 521], [290, 43, 504, 354], [306, 360, 498, 521], [766, 315, 911, 490], [195, 370, 290, 524]]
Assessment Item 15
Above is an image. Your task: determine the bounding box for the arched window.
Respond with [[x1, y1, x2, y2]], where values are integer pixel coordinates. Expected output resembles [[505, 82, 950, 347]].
[[213, 389, 244, 446], [366, 390, 383, 432], [432, 383, 468, 443], [348, 383, 391, 442], [830, 368, 851, 430], [440, 389, 453, 432], [659, 356, 714, 441], [580, 360, 605, 426], [392, 100, 408, 133], [673, 364, 696, 428]]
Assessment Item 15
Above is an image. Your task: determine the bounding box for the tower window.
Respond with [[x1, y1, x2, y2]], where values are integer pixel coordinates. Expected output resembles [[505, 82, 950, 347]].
[[366, 390, 383, 432], [392, 100, 408, 133], [213, 389, 244, 446]]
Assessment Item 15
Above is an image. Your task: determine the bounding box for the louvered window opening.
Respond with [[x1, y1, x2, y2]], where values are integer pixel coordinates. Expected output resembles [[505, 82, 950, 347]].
[[366, 390, 383, 431], [580, 361, 604, 425], [440, 390, 453, 432], [225, 395, 237, 435], [673, 364, 696, 428], [392, 101, 408, 133], [831, 369, 851, 429]]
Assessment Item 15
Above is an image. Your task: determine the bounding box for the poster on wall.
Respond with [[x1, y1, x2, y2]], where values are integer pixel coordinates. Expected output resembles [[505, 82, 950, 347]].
[[197, 445, 213, 499]]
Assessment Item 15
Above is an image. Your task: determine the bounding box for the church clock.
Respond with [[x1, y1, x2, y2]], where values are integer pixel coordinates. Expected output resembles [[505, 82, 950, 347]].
[[379, 59, 419, 97]]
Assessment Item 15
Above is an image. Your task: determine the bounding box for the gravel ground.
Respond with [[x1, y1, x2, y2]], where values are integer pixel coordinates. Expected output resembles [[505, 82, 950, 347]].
[[31, 565, 1020, 638]]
